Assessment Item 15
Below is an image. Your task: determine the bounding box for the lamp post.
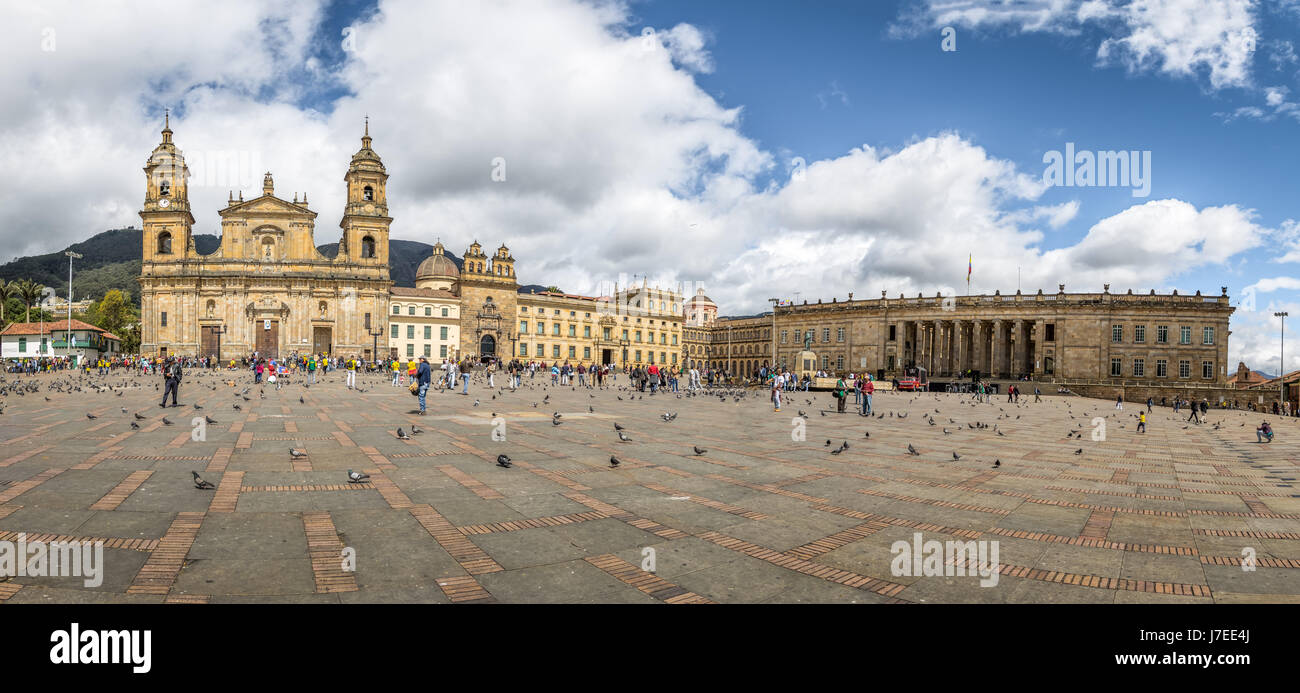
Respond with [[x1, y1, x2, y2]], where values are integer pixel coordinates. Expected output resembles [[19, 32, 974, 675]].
[[210, 325, 226, 366], [65, 251, 82, 366], [368, 326, 384, 365], [619, 338, 629, 369], [1277, 311, 1289, 412]]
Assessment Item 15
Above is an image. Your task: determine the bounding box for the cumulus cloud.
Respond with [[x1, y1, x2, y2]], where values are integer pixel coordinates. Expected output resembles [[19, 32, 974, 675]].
[[897, 0, 1260, 89]]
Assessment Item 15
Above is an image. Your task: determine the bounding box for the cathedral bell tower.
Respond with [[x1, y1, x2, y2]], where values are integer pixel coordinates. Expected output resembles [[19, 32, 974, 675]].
[[140, 110, 195, 267], [339, 117, 391, 268]]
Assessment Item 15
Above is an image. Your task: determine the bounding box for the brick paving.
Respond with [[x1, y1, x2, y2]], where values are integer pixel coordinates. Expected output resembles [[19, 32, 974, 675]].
[[0, 368, 1297, 603]]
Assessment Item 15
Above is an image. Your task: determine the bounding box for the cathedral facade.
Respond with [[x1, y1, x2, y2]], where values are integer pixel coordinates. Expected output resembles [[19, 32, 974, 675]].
[[138, 117, 393, 360]]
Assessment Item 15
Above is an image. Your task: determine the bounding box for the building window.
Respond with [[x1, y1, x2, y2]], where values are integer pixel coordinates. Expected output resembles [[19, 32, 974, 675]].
[[1111, 325, 1122, 343], [1178, 360, 1191, 378], [1157, 326, 1168, 344], [1156, 359, 1168, 378], [157, 232, 172, 254], [1134, 325, 1145, 343], [821, 355, 829, 369], [1180, 326, 1191, 345], [568, 325, 576, 337], [160, 312, 167, 327], [521, 321, 528, 333], [407, 325, 415, 339], [423, 326, 431, 340], [406, 344, 414, 357], [1203, 327, 1214, 345], [671, 334, 677, 345], [18, 338, 26, 353], [583, 326, 591, 338], [553, 345, 560, 358], [408, 306, 415, 316], [441, 307, 448, 317], [888, 325, 896, 341], [1202, 361, 1213, 379], [568, 346, 576, 358], [361, 236, 376, 258], [534, 322, 543, 335], [424, 345, 431, 358], [636, 350, 642, 362], [1045, 323, 1055, 342], [440, 345, 448, 358], [1133, 358, 1145, 377], [822, 328, 830, 343], [393, 305, 400, 314], [1110, 358, 1122, 377], [622, 329, 628, 340], [836, 355, 844, 370], [391, 324, 399, 338], [440, 327, 448, 340], [363, 185, 374, 201], [518, 343, 526, 356], [635, 331, 642, 342], [781, 330, 788, 344], [603, 328, 612, 340], [424, 307, 431, 316], [583, 347, 591, 359], [552, 324, 560, 336]]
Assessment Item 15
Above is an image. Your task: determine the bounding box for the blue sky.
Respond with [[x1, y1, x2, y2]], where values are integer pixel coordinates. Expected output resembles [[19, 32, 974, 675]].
[[2, 0, 1298, 372]]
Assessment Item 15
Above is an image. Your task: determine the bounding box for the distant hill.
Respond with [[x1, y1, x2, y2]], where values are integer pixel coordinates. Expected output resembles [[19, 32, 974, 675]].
[[0, 228, 554, 304]]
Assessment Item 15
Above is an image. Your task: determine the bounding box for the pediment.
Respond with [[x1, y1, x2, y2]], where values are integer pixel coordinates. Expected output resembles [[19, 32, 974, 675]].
[[221, 194, 317, 219]]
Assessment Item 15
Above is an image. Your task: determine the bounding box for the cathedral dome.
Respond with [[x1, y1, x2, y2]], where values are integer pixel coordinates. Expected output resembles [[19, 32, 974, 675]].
[[416, 242, 459, 281]]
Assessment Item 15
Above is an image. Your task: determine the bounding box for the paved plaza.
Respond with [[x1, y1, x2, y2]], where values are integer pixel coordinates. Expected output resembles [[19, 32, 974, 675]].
[[1, 368, 1298, 604]]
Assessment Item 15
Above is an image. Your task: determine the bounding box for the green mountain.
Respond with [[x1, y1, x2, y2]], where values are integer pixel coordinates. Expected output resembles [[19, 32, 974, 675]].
[[0, 229, 553, 304]]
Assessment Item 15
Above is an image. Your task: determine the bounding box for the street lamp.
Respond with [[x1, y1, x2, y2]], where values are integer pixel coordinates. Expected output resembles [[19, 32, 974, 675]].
[[368, 326, 385, 364], [65, 251, 82, 366], [1276, 311, 1289, 412], [210, 325, 226, 366]]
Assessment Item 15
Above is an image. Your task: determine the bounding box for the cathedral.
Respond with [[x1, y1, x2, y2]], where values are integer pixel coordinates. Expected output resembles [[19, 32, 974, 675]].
[[138, 116, 392, 360]]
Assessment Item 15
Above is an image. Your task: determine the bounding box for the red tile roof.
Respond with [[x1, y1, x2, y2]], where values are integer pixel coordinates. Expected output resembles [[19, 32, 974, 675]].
[[0, 319, 118, 340]]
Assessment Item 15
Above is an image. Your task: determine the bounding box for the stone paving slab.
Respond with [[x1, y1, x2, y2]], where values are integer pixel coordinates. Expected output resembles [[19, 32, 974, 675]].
[[1, 368, 1298, 603]]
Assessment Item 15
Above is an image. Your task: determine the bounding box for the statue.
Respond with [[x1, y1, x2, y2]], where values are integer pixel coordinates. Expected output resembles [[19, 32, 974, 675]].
[[803, 332, 813, 351]]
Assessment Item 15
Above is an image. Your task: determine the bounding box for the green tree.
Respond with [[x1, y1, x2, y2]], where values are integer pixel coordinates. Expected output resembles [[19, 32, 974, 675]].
[[17, 279, 45, 323], [0, 280, 15, 323], [85, 289, 135, 336]]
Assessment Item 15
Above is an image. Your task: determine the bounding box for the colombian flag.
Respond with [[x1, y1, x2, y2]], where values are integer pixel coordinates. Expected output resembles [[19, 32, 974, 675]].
[[966, 254, 972, 285]]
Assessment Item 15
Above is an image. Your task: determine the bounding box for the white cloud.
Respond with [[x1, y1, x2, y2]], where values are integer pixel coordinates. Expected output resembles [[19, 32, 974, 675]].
[[898, 0, 1260, 89], [1246, 276, 1300, 293]]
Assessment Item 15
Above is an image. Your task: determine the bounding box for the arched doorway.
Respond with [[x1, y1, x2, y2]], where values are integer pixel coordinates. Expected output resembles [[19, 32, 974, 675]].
[[479, 334, 496, 363]]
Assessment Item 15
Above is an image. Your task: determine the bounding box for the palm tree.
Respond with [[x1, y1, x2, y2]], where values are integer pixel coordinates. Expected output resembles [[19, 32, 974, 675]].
[[18, 279, 44, 323], [0, 280, 15, 324]]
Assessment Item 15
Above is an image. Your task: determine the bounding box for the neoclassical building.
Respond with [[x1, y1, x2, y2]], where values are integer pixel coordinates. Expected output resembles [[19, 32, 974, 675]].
[[684, 286, 1235, 387], [139, 117, 392, 359]]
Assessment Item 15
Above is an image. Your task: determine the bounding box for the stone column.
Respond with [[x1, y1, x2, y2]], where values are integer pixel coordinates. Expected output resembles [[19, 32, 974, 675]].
[[991, 319, 1005, 378], [1033, 319, 1046, 375], [971, 320, 984, 376], [1011, 319, 1025, 377]]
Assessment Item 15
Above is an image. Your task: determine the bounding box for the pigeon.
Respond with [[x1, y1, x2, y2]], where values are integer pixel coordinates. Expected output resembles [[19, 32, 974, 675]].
[[397, 428, 411, 440], [830, 443, 846, 455], [952, 452, 961, 460], [614, 423, 625, 431], [411, 425, 423, 434], [609, 456, 621, 468], [1074, 448, 1083, 455], [162, 417, 174, 426], [552, 419, 563, 426], [193, 403, 203, 410], [825, 440, 832, 446], [347, 469, 370, 483], [233, 404, 242, 411], [134, 413, 146, 420], [86, 413, 97, 420], [907, 444, 920, 456], [192, 471, 215, 490], [299, 397, 305, 404], [992, 459, 1001, 468], [290, 448, 308, 458], [692, 446, 707, 455], [205, 416, 218, 424], [617, 431, 632, 442], [130, 422, 140, 430], [863, 431, 869, 438], [496, 454, 512, 468]]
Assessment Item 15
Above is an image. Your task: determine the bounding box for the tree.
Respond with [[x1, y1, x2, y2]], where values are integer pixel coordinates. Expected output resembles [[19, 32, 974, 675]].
[[17, 279, 45, 323], [0, 280, 15, 323], [88, 289, 134, 336]]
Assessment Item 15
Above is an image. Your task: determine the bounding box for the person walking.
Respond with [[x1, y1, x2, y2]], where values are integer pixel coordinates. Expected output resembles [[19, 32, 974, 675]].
[[159, 357, 181, 408], [416, 356, 432, 415], [771, 371, 784, 412], [1146, 397, 1153, 413], [1137, 411, 1146, 434], [835, 376, 847, 413], [460, 357, 472, 395], [391, 359, 401, 386], [1115, 394, 1123, 411], [861, 376, 874, 416], [345, 355, 357, 389], [1188, 403, 1201, 424]]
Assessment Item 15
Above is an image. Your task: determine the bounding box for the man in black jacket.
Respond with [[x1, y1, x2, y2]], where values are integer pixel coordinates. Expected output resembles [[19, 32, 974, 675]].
[[160, 357, 182, 408]]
